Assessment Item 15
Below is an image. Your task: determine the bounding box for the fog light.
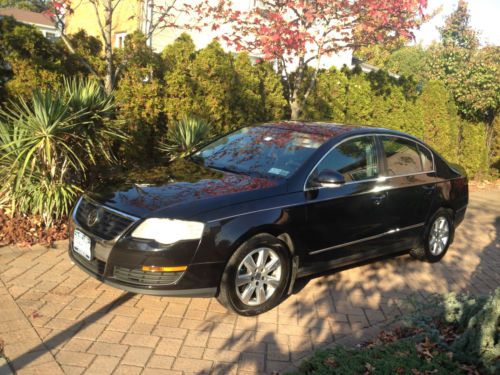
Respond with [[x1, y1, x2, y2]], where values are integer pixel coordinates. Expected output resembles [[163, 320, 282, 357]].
[[141, 265, 187, 273]]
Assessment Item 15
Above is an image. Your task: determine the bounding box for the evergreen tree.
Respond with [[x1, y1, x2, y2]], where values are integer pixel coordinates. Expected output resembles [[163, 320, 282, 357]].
[[304, 67, 347, 122], [191, 40, 239, 134], [255, 60, 287, 121], [345, 69, 373, 125], [114, 31, 165, 161], [162, 34, 201, 125], [459, 121, 488, 178], [233, 53, 263, 125], [418, 81, 459, 163]]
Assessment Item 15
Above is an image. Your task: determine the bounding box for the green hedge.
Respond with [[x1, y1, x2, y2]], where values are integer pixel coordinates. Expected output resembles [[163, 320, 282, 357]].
[[1, 20, 494, 178]]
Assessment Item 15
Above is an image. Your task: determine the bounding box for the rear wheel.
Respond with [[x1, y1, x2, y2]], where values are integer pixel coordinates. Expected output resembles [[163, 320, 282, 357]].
[[410, 209, 454, 262], [217, 234, 291, 316]]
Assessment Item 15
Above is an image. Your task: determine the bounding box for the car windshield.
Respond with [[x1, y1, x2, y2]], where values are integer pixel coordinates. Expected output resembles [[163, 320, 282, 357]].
[[193, 126, 329, 179]]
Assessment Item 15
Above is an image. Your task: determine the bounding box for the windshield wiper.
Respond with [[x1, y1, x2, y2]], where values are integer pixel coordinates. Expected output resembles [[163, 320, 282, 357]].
[[207, 164, 244, 175], [188, 154, 204, 165]]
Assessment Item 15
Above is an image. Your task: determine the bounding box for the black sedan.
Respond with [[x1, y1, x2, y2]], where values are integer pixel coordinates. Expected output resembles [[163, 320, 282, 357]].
[[69, 122, 468, 315]]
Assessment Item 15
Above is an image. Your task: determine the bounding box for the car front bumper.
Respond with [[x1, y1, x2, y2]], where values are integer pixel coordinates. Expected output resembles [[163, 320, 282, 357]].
[[68, 199, 224, 298]]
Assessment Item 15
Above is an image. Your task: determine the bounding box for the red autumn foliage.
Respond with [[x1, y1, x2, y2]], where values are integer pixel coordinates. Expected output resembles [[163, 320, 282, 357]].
[[193, 0, 428, 63], [0, 210, 68, 247], [192, 0, 428, 119]]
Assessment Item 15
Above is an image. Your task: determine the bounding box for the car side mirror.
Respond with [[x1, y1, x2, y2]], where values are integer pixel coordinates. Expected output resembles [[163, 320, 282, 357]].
[[310, 170, 345, 188]]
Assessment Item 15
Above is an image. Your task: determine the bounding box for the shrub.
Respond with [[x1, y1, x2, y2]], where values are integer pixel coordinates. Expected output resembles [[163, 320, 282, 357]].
[[191, 40, 239, 134], [293, 335, 462, 375], [294, 289, 499, 375], [418, 81, 460, 163], [446, 289, 500, 374], [162, 33, 203, 125], [304, 67, 348, 122], [0, 17, 88, 101], [233, 53, 287, 124], [459, 121, 489, 178], [344, 70, 374, 124], [159, 115, 211, 159], [115, 32, 165, 162], [0, 78, 122, 225]]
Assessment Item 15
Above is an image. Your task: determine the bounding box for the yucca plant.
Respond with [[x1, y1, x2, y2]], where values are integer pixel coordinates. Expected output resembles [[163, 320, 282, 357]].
[[63, 77, 125, 165], [0, 78, 124, 226], [159, 115, 211, 159], [0, 91, 86, 224]]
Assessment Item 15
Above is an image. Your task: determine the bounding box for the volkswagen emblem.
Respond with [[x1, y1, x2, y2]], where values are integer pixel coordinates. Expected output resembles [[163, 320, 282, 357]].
[[87, 208, 101, 227]]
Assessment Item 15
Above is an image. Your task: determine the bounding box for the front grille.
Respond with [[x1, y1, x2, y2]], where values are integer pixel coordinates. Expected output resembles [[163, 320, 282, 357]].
[[113, 266, 183, 286], [73, 251, 106, 275], [75, 198, 135, 240]]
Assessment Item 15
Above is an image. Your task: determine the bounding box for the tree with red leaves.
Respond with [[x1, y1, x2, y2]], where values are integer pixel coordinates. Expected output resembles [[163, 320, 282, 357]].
[[48, 0, 187, 93], [194, 0, 429, 120]]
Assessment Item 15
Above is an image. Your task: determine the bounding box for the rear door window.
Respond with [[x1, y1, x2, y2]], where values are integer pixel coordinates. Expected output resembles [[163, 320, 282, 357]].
[[418, 144, 434, 172], [381, 136, 425, 176]]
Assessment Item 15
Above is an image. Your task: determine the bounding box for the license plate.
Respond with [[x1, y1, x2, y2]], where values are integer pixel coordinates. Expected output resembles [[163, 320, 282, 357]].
[[73, 229, 92, 261]]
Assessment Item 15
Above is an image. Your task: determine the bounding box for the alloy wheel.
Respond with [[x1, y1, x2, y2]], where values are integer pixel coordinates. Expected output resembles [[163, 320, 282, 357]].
[[429, 216, 449, 256], [235, 247, 282, 306]]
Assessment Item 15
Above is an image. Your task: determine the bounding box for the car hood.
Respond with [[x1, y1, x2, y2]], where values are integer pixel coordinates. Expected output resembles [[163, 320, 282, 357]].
[[87, 158, 281, 218]]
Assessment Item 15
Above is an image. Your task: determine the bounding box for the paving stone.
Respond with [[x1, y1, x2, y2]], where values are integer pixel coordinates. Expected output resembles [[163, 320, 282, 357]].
[[155, 338, 183, 357], [121, 333, 159, 349], [107, 316, 135, 332], [63, 338, 93, 353], [121, 347, 153, 367], [112, 365, 143, 375], [172, 357, 213, 373], [55, 350, 95, 367], [147, 355, 175, 370], [87, 342, 128, 357], [97, 330, 125, 344], [151, 326, 187, 340], [85, 355, 119, 375]]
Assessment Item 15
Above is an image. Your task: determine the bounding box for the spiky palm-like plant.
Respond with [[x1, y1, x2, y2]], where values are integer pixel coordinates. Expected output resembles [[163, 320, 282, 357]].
[[160, 115, 211, 159], [0, 78, 124, 225]]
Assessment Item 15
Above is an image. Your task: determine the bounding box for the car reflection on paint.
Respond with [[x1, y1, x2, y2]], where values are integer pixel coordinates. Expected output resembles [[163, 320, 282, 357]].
[[69, 122, 468, 315]]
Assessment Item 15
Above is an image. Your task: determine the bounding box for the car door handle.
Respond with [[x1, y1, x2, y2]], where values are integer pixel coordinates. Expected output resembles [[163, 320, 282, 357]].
[[371, 193, 387, 206]]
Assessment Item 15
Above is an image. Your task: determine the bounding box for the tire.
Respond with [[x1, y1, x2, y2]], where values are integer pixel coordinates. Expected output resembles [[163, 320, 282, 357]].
[[410, 208, 454, 262], [217, 233, 291, 316]]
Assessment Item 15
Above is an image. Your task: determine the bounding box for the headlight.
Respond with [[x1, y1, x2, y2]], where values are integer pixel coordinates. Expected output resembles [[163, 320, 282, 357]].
[[131, 218, 204, 245]]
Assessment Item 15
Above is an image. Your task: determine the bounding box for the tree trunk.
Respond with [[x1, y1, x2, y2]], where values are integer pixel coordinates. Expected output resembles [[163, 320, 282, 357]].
[[290, 99, 302, 120], [104, 0, 114, 94]]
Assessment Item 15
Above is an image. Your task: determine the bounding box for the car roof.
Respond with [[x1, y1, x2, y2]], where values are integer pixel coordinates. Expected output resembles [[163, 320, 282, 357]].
[[258, 121, 424, 143]]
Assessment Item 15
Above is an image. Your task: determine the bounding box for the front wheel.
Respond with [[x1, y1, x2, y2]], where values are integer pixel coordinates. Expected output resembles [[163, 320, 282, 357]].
[[410, 209, 454, 262], [217, 234, 291, 316]]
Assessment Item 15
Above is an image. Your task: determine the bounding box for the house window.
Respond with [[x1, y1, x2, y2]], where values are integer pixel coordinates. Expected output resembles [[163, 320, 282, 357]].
[[115, 32, 127, 48], [45, 32, 58, 41]]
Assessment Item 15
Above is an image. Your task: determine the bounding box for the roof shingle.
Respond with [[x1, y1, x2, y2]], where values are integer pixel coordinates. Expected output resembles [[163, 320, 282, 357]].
[[0, 7, 55, 28]]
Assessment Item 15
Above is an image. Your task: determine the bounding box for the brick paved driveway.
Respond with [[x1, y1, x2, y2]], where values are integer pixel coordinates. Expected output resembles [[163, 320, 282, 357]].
[[0, 190, 498, 375]]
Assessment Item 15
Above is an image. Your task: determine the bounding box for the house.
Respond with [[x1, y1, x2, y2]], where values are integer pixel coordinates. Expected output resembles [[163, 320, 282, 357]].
[[0, 7, 60, 40], [351, 56, 400, 79]]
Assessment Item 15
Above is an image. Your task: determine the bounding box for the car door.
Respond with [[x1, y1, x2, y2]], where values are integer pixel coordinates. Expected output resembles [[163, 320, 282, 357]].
[[299, 135, 391, 268], [377, 135, 436, 251]]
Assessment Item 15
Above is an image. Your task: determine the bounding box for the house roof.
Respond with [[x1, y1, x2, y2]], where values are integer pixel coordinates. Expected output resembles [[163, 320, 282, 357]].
[[0, 7, 55, 28]]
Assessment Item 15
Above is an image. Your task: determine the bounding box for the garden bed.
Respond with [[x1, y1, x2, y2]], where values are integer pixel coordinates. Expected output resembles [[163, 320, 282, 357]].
[[0, 209, 68, 247]]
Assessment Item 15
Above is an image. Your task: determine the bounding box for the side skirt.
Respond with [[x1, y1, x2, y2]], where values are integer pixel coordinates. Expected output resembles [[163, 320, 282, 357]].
[[297, 246, 409, 279]]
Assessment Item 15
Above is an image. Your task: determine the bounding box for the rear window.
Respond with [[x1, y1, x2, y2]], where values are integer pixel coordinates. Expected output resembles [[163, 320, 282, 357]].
[[381, 136, 429, 176]]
